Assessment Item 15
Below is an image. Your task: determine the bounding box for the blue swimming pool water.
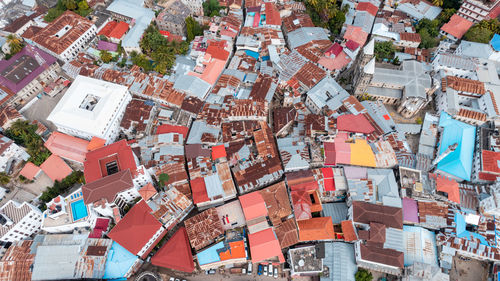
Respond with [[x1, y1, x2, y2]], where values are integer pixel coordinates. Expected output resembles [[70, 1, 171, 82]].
[[71, 199, 88, 221]]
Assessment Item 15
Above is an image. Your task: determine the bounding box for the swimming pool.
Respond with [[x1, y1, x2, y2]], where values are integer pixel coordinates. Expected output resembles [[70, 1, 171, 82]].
[[71, 199, 88, 221]]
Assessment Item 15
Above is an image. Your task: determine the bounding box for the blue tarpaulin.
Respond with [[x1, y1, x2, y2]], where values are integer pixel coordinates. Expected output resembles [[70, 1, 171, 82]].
[[245, 50, 259, 60]]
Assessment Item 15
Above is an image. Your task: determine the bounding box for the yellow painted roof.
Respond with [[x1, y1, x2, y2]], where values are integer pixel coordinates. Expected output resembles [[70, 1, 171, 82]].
[[350, 139, 376, 167]]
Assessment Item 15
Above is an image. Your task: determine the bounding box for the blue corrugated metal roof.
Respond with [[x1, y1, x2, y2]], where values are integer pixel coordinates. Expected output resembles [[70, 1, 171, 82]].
[[436, 112, 475, 181], [491, 34, 500, 52], [103, 242, 139, 280]]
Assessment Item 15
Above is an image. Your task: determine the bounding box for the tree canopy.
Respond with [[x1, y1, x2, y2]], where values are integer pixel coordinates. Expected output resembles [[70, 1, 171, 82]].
[[6, 34, 23, 56], [464, 19, 500, 43], [100, 50, 113, 63], [374, 41, 395, 61], [304, 0, 347, 36], [44, 0, 92, 22], [203, 0, 222, 17], [416, 18, 440, 48], [355, 269, 373, 281], [186, 16, 204, 42], [136, 24, 189, 74], [5, 120, 51, 166]]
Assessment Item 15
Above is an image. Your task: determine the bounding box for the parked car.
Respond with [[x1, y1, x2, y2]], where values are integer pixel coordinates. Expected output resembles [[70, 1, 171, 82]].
[[268, 264, 273, 276], [274, 267, 278, 278], [264, 265, 268, 276], [169, 278, 175, 281], [257, 264, 264, 275], [248, 262, 252, 275], [208, 269, 216, 274]]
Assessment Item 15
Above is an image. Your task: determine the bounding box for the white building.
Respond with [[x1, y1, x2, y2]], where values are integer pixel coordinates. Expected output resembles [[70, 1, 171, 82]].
[[41, 188, 98, 233], [30, 11, 97, 62], [47, 75, 132, 144], [0, 135, 30, 174], [457, 0, 500, 23], [0, 200, 43, 243]]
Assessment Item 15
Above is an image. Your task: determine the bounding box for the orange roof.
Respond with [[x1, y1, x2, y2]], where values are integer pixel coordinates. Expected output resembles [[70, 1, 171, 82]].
[[344, 25, 368, 47], [239, 191, 268, 221], [40, 154, 73, 182], [211, 144, 227, 159], [98, 21, 117, 36], [440, 15, 473, 39], [44, 132, 89, 163], [19, 162, 41, 180], [139, 183, 157, 201], [297, 217, 335, 241], [432, 173, 460, 204], [341, 220, 358, 242], [481, 150, 500, 175], [265, 2, 281, 25], [219, 240, 247, 261], [206, 44, 230, 61], [356, 2, 378, 16], [87, 136, 106, 151], [108, 21, 129, 39], [248, 228, 285, 263]]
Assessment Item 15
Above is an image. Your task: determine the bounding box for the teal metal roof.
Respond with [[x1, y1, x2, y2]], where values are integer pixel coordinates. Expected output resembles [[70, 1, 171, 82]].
[[103, 242, 139, 280], [436, 112, 475, 181]]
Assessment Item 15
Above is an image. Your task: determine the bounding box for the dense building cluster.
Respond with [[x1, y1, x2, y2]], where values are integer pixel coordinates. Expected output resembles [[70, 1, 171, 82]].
[[0, 0, 499, 280]]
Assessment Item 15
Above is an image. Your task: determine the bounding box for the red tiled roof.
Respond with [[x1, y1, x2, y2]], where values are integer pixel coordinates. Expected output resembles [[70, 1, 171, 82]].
[[97, 21, 117, 36], [44, 132, 89, 163], [343, 25, 368, 47], [108, 200, 165, 257], [353, 201, 403, 229], [297, 217, 335, 241], [206, 44, 230, 61], [482, 150, 500, 175], [40, 155, 73, 182], [156, 124, 189, 138], [211, 144, 227, 160], [399, 32, 421, 43], [190, 177, 209, 204], [239, 191, 268, 221], [341, 220, 357, 242], [345, 40, 360, 51], [82, 169, 134, 205], [19, 162, 41, 180], [108, 21, 129, 39], [31, 11, 94, 55], [139, 183, 157, 201], [265, 2, 281, 26], [151, 227, 195, 272], [337, 114, 375, 134], [431, 173, 460, 204], [356, 2, 378, 16], [248, 228, 285, 263], [84, 140, 137, 183], [440, 15, 473, 39]]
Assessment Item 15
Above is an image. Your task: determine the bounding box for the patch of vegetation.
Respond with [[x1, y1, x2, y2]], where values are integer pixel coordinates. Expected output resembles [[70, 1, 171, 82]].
[[158, 173, 170, 186], [355, 269, 373, 281], [464, 19, 500, 44], [5, 120, 51, 166], [134, 24, 189, 74], [442, 0, 461, 10], [374, 41, 395, 61], [39, 171, 85, 210], [0, 173, 10, 185], [416, 18, 440, 48], [186, 16, 204, 42], [303, 0, 348, 35], [100, 50, 113, 63], [6, 34, 24, 57], [203, 0, 222, 17], [44, 0, 92, 22]]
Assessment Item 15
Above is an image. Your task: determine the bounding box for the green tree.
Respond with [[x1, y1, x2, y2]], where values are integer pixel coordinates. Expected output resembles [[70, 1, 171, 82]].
[[0, 173, 10, 185], [355, 269, 373, 281], [100, 50, 113, 63], [203, 0, 222, 17], [44, 8, 65, 22], [62, 0, 77, 10], [438, 8, 456, 24], [374, 41, 395, 61], [78, 0, 89, 10], [464, 19, 500, 43], [6, 34, 23, 55], [5, 120, 51, 166], [158, 173, 170, 186], [432, 0, 443, 7], [185, 16, 203, 42]]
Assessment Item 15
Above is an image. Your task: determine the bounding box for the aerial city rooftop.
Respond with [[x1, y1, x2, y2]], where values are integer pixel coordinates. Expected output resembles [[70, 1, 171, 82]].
[[0, 0, 499, 280]]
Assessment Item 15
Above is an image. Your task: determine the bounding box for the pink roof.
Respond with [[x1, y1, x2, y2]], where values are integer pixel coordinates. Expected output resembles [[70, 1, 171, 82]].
[[239, 191, 268, 221], [325, 43, 343, 57], [344, 25, 368, 47], [327, 141, 351, 166], [44, 132, 89, 163], [319, 51, 351, 71], [337, 114, 375, 134], [253, 12, 261, 27], [345, 40, 359, 51], [40, 154, 73, 182], [19, 162, 41, 180], [108, 200, 165, 258], [84, 140, 137, 183], [402, 197, 419, 223], [248, 228, 285, 263], [321, 168, 335, 191], [198, 59, 227, 85], [156, 124, 189, 138], [440, 15, 473, 39]]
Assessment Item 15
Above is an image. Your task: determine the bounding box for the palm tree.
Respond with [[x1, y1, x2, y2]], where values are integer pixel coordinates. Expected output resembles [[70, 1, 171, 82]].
[[0, 173, 10, 185], [432, 0, 443, 7], [6, 34, 23, 55]]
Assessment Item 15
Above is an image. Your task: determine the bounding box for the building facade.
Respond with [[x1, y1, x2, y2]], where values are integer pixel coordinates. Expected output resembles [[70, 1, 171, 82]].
[[0, 200, 43, 243]]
